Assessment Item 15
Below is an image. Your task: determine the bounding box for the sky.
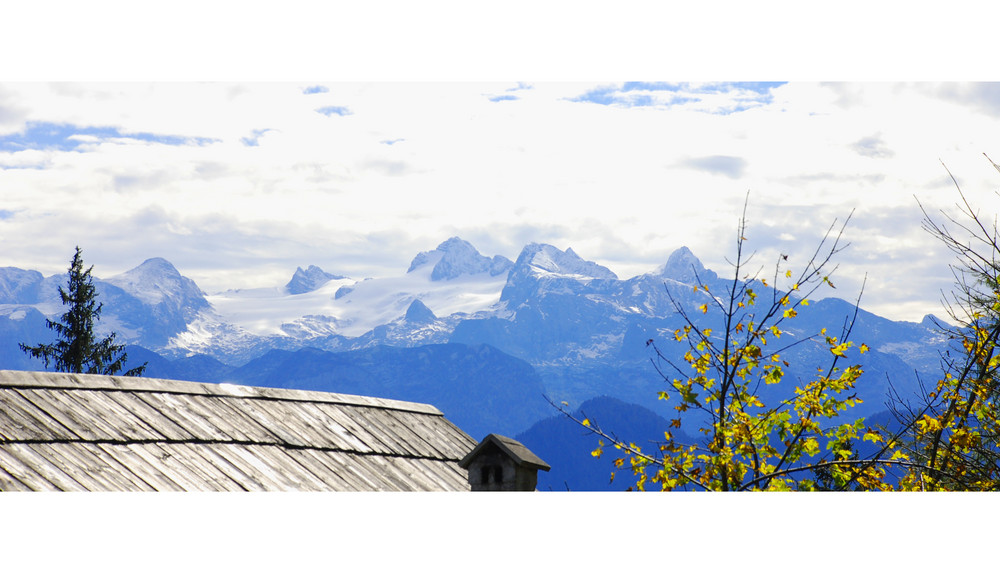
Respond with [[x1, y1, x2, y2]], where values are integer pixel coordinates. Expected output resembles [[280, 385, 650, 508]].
[[2, 4, 1000, 326]]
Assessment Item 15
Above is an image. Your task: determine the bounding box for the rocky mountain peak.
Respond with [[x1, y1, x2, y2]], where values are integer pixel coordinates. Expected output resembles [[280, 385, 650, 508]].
[[105, 258, 206, 306], [658, 247, 714, 284], [407, 237, 513, 281], [286, 265, 346, 295], [404, 299, 437, 323], [514, 243, 618, 280]]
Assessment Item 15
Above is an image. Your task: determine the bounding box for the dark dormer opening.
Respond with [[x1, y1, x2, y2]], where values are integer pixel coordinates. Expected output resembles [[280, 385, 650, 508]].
[[481, 465, 504, 485]]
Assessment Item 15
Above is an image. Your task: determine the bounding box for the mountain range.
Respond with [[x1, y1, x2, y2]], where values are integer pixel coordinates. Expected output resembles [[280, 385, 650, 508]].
[[0, 237, 951, 489]]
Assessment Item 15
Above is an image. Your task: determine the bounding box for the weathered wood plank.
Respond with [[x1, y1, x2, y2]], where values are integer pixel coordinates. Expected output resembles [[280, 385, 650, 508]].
[[395, 456, 466, 491], [0, 405, 37, 442], [124, 443, 213, 491], [101, 390, 196, 441], [196, 396, 281, 444], [231, 399, 312, 448], [362, 409, 428, 458], [359, 454, 421, 491], [288, 448, 359, 491], [176, 442, 255, 491], [0, 462, 34, 491], [341, 407, 420, 457], [174, 395, 256, 443], [329, 454, 392, 491], [249, 445, 331, 491], [0, 446, 60, 491], [57, 390, 162, 441], [381, 410, 448, 459], [267, 447, 346, 491], [388, 455, 457, 491], [211, 444, 301, 490], [0, 391, 69, 441], [146, 442, 241, 492], [0, 389, 78, 440], [68, 443, 157, 491], [193, 445, 268, 491], [2, 443, 88, 491], [26, 443, 117, 491], [317, 406, 393, 455], [96, 443, 186, 491], [309, 449, 377, 491], [320, 450, 388, 491], [24, 389, 122, 441], [294, 401, 371, 452], [387, 457, 441, 491], [269, 400, 357, 450], [398, 410, 475, 460], [135, 392, 231, 441]]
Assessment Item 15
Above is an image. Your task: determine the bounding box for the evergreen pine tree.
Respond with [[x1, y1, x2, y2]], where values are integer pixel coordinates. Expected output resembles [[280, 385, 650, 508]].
[[19, 246, 147, 376]]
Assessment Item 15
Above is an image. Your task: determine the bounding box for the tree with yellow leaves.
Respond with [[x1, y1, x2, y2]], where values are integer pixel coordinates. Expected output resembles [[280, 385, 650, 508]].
[[559, 195, 907, 490], [890, 155, 1000, 490]]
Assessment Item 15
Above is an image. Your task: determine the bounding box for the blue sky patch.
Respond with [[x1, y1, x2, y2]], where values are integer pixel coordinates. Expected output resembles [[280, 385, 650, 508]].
[[570, 82, 787, 111], [316, 106, 352, 117], [726, 82, 787, 94], [621, 82, 683, 92], [303, 85, 329, 94], [489, 95, 519, 102], [0, 209, 15, 219], [380, 138, 405, 146], [0, 121, 216, 152], [241, 128, 272, 147]]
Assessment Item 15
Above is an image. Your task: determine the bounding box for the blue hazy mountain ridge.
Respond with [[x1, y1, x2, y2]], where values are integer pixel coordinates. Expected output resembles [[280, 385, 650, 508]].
[[120, 342, 548, 440], [0, 240, 949, 450], [233, 344, 547, 440], [515, 396, 696, 491]]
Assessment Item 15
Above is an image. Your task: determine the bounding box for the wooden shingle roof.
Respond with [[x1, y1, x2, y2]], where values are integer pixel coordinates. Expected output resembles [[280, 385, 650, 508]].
[[0, 370, 478, 491]]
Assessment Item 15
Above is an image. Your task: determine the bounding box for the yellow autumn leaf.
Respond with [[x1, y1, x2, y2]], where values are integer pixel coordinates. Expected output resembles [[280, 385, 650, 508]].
[[582, 418, 591, 427], [699, 304, 708, 314], [860, 343, 869, 354], [785, 270, 792, 278], [830, 342, 851, 357]]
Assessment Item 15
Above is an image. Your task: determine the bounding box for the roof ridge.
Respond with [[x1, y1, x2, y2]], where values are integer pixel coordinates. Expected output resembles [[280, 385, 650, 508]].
[[0, 370, 442, 416]]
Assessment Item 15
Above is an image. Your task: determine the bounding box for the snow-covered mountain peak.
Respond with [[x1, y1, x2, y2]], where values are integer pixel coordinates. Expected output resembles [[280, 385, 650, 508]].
[[407, 237, 513, 281], [657, 247, 715, 284], [285, 265, 347, 295], [0, 267, 44, 304], [105, 258, 206, 306], [515, 243, 618, 280]]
